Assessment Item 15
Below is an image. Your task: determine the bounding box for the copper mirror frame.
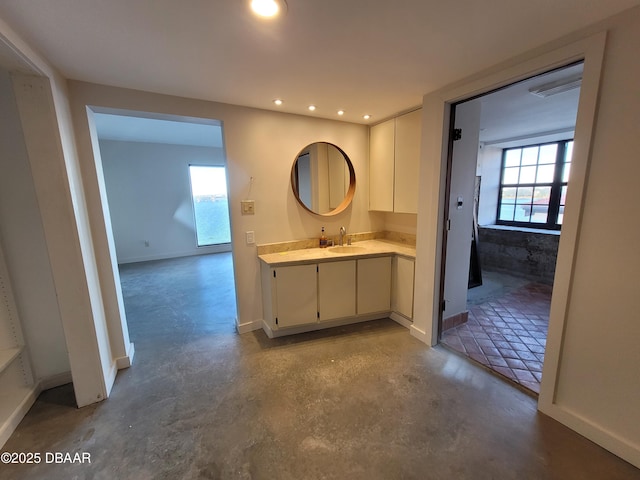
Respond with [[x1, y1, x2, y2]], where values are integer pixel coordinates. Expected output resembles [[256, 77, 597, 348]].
[[291, 142, 356, 216]]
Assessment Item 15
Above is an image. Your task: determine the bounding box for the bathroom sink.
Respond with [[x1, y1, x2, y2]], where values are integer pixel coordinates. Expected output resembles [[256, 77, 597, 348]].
[[328, 245, 367, 254]]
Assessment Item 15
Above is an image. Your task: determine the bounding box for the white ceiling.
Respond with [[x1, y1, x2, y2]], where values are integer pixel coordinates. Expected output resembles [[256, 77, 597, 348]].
[[477, 63, 582, 145], [0, 0, 637, 126], [90, 63, 582, 149], [93, 113, 223, 148]]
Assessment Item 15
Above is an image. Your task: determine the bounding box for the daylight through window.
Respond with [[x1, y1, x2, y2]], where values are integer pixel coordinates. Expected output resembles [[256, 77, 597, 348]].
[[189, 165, 231, 246], [497, 140, 572, 229]]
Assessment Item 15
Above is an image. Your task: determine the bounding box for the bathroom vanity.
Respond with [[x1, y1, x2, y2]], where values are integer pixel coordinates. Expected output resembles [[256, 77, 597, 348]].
[[258, 240, 415, 337], [268, 141, 417, 337]]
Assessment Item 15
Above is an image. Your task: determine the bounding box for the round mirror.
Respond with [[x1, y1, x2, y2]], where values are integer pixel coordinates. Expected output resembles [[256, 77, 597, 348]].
[[291, 142, 356, 216]]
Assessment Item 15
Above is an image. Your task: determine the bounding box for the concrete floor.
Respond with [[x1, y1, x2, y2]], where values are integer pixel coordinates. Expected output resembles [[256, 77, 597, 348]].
[[2, 253, 639, 479]]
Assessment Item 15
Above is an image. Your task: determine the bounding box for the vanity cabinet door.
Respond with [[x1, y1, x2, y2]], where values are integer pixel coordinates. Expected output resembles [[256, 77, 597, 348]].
[[273, 264, 318, 328], [318, 260, 356, 321], [357, 257, 392, 314], [392, 256, 415, 319]]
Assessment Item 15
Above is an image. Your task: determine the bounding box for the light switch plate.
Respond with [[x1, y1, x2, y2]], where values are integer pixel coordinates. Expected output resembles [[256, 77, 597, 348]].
[[241, 200, 255, 215], [246, 231, 255, 245]]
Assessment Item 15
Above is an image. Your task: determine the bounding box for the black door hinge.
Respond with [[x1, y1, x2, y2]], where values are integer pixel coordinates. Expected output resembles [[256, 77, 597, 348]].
[[453, 128, 462, 141], [275, 318, 278, 325], [273, 270, 276, 278], [317, 312, 320, 319], [441, 300, 446, 312]]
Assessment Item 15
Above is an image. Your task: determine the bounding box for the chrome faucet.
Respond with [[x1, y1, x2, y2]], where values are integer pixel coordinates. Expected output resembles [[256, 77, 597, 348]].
[[339, 226, 346, 246]]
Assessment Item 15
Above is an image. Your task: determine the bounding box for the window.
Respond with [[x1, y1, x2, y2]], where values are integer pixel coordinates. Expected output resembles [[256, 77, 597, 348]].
[[188, 165, 231, 246], [497, 140, 572, 230]]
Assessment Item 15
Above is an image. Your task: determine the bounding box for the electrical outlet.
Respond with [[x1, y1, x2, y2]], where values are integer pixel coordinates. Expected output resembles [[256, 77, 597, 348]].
[[246, 231, 255, 245], [241, 200, 255, 215]]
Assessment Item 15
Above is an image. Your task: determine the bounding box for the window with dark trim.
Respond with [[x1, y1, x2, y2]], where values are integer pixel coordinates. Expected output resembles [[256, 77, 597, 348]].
[[497, 140, 573, 230]]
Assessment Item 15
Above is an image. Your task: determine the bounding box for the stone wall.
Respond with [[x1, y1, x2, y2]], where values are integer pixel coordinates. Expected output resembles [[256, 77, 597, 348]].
[[477, 227, 559, 285]]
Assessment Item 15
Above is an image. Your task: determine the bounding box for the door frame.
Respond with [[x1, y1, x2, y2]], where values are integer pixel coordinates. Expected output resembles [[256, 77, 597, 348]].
[[436, 104, 458, 341], [437, 60, 583, 342], [411, 29, 606, 445], [83, 106, 238, 359]]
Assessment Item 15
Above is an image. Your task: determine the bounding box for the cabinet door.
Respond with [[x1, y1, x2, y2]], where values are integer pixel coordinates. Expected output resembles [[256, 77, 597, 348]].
[[369, 119, 395, 212], [357, 257, 391, 314], [392, 256, 415, 319], [273, 264, 318, 328], [394, 109, 421, 214], [318, 260, 356, 321]]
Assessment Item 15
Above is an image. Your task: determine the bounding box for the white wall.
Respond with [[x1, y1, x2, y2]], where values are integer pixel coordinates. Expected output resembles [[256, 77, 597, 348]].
[[0, 68, 70, 381], [99, 140, 231, 263], [476, 145, 502, 225], [382, 213, 417, 236], [548, 8, 640, 461], [67, 82, 382, 334]]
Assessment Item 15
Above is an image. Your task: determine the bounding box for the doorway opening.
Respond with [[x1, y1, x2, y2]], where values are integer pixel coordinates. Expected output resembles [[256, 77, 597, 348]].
[[91, 110, 238, 342], [438, 62, 583, 394]]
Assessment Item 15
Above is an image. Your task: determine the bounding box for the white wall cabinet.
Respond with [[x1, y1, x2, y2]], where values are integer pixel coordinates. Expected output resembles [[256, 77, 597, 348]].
[[318, 260, 356, 321], [392, 256, 415, 319], [394, 109, 422, 213], [369, 119, 395, 211], [357, 257, 392, 314], [369, 109, 422, 214]]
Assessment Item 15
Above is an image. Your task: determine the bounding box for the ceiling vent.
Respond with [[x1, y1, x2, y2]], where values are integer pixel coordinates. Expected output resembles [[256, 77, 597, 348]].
[[528, 74, 582, 98]]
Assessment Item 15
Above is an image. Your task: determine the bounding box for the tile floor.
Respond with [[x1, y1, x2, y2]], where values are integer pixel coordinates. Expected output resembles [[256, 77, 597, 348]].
[[441, 279, 552, 393]]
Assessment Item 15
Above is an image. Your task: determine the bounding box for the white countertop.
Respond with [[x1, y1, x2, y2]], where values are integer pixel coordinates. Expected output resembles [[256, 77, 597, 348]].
[[258, 239, 416, 267]]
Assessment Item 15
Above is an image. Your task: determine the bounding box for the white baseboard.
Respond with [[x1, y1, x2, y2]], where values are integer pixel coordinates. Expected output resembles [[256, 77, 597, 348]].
[[115, 342, 135, 369], [1, 370, 78, 448], [117, 244, 232, 264], [539, 403, 640, 469], [390, 312, 413, 329], [410, 324, 432, 345], [264, 312, 389, 338], [259, 312, 414, 338], [37, 371, 73, 392], [262, 320, 274, 339], [236, 319, 262, 334], [0, 385, 38, 449]]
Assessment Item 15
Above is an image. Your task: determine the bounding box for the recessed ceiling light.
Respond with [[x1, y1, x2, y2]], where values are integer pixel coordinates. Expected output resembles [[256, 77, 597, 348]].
[[273, 99, 283, 105], [308, 105, 316, 111], [363, 114, 371, 120], [337, 110, 345, 116], [250, 0, 286, 18]]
